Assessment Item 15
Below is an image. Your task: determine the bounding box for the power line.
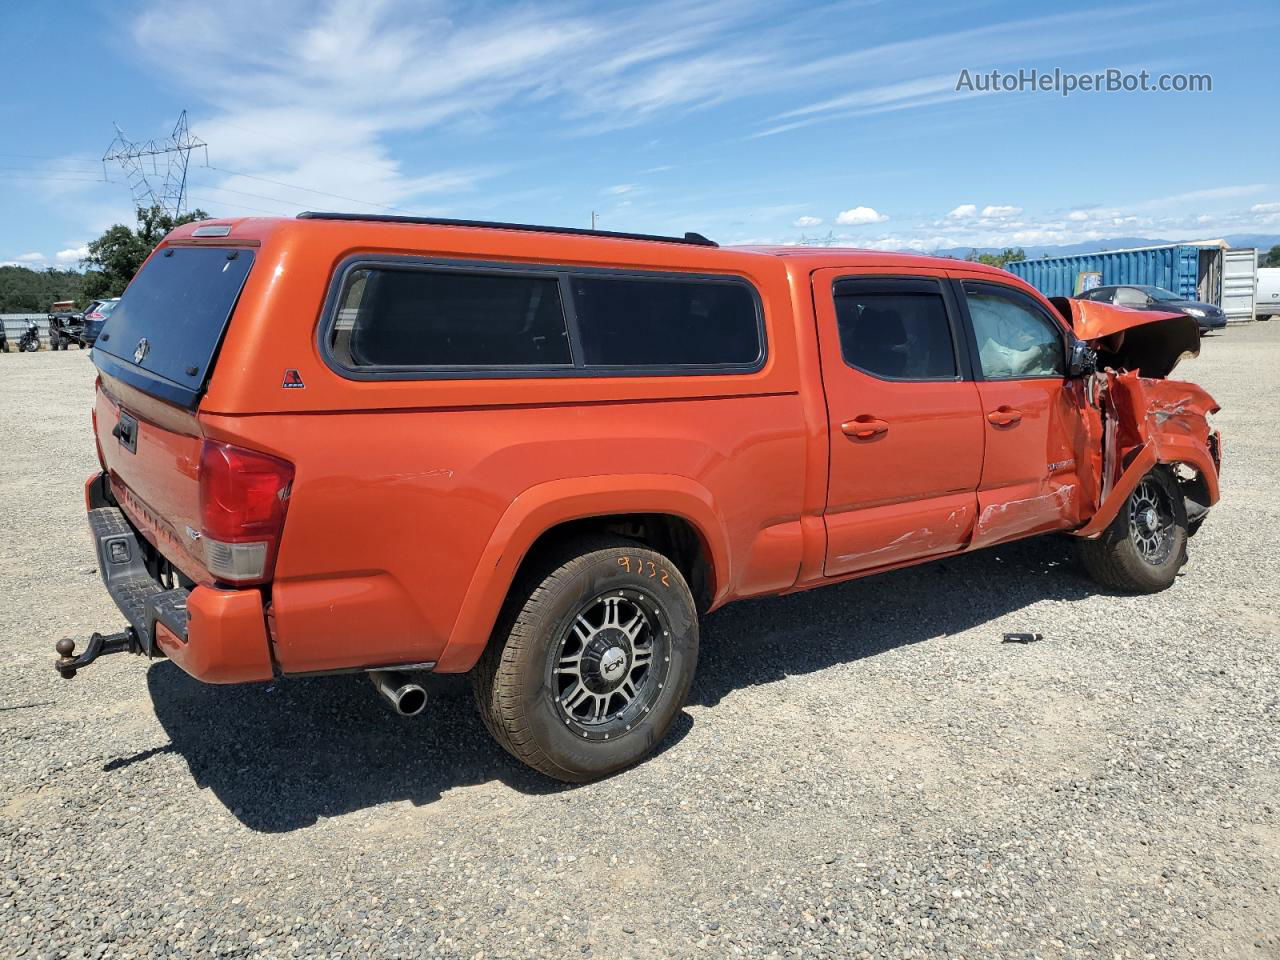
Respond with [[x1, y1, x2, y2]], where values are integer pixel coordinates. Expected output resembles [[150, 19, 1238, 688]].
[[0, 165, 111, 176], [0, 174, 121, 184], [203, 163, 405, 212], [186, 179, 304, 212], [0, 152, 101, 164], [210, 119, 420, 185], [185, 194, 298, 217]]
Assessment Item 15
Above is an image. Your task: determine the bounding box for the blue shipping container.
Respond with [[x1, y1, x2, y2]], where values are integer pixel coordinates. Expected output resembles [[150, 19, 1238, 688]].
[[1006, 245, 1203, 301]]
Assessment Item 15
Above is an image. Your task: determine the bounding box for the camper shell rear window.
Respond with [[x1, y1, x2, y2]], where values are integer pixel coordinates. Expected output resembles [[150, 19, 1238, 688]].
[[92, 246, 255, 408], [322, 257, 765, 379]]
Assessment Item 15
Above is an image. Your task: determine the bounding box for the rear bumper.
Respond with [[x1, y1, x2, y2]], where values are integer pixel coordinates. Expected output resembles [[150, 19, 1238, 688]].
[[86, 475, 274, 684]]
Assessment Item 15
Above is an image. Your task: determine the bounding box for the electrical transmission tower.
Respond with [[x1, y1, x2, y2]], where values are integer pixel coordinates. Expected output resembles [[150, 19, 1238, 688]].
[[103, 110, 207, 217]]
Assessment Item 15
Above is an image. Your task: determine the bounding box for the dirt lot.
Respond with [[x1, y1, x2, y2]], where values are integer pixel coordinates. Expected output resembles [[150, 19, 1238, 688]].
[[1, 327, 1278, 959]]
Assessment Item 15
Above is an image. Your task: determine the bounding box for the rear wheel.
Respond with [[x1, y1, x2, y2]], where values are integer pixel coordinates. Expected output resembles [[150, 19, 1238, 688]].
[[1078, 467, 1187, 593], [473, 536, 698, 782]]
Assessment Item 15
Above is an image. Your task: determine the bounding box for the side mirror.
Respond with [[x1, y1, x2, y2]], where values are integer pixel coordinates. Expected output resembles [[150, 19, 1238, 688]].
[[1067, 338, 1096, 378]]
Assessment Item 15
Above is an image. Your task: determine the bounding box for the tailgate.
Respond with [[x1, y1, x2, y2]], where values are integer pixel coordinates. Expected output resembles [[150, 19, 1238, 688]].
[[91, 243, 257, 584], [95, 382, 210, 584]]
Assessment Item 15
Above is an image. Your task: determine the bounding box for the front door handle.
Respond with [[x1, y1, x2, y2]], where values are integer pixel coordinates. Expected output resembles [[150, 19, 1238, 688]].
[[841, 415, 890, 440], [986, 406, 1023, 427]]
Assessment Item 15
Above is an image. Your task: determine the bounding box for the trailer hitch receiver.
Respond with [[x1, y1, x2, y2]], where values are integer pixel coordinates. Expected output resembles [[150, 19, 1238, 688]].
[[54, 629, 142, 679]]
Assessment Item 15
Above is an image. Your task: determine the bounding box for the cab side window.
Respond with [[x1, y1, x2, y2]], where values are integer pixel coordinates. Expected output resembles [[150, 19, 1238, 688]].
[[337, 267, 572, 368], [833, 279, 958, 380], [1114, 286, 1149, 306], [963, 283, 1065, 379]]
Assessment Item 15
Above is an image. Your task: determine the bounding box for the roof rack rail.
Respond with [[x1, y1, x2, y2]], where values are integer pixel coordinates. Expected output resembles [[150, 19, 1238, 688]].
[[296, 211, 717, 247]]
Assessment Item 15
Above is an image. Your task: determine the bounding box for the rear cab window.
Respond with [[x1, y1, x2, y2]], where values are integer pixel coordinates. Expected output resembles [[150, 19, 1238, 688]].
[[832, 277, 961, 380], [94, 246, 255, 407], [323, 259, 765, 378]]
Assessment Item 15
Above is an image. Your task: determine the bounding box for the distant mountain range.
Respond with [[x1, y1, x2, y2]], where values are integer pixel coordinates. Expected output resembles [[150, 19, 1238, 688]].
[[928, 234, 1280, 260]]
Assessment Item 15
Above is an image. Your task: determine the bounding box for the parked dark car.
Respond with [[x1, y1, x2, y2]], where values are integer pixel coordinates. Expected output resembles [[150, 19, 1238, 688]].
[[1078, 285, 1228, 332], [82, 298, 120, 345]]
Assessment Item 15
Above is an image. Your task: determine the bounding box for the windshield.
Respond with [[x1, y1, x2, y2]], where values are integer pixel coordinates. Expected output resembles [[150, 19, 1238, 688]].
[[1140, 286, 1184, 302], [97, 299, 120, 317]]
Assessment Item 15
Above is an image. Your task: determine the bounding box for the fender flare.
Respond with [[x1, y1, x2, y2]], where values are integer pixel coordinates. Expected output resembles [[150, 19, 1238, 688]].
[[1073, 442, 1219, 539], [433, 474, 731, 672]]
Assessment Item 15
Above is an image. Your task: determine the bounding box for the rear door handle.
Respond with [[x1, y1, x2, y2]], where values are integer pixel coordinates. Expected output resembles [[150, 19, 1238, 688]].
[[986, 406, 1022, 427], [841, 415, 890, 440]]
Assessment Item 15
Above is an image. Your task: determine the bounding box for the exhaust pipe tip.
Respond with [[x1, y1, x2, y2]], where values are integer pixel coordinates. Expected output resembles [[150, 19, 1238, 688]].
[[370, 670, 427, 717]]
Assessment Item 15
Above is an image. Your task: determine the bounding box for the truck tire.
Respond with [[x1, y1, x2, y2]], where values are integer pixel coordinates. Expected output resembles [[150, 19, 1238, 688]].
[[473, 536, 699, 783], [1078, 467, 1187, 593]]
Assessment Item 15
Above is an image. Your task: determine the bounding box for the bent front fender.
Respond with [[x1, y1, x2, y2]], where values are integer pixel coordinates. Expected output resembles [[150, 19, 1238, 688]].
[[433, 474, 730, 673], [1073, 372, 1220, 539]]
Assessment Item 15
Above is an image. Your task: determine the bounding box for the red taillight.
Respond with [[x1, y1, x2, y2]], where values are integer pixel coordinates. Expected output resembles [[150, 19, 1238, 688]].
[[86, 312, 104, 320], [198, 441, 294, 583]]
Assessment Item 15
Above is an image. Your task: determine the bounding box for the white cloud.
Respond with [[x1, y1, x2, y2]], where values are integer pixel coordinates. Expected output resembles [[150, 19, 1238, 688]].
[[1143, 184, 1269, 208], [947, 204, 977, 220], [1066, 210, 1091, 221], [749, 7, 1231, 139], [836, 206, 888, 226], [605, 184, 635, 195], [793, 215, 823, 227], [1251, 202, 1280, 214], [127, 0, 858, 217], [980, 205, 1021, 218], [772, 73, 960, 122], [55, 246, 89, 264], [14, 252, 44, 263]]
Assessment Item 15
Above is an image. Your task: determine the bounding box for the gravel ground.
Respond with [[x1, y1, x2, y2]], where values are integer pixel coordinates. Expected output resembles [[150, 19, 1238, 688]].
[[1, 326, 1277, 960]]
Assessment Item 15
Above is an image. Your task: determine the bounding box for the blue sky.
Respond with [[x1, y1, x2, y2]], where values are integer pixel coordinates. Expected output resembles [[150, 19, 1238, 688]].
[[2, 0, 1277, 268]]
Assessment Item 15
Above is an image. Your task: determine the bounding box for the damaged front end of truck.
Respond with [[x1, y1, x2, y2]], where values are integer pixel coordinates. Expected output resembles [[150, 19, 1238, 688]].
[[1053, 297, 1222, 540]]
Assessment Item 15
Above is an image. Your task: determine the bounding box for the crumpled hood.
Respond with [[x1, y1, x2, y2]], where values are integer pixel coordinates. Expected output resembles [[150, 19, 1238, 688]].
[[1050, 297, 1201, 378]]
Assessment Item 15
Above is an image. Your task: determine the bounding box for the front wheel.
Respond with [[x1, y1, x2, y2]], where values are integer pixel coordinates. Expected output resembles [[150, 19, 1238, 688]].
[[1078, 468, 1188, 593], [473, 536, 699, 783]]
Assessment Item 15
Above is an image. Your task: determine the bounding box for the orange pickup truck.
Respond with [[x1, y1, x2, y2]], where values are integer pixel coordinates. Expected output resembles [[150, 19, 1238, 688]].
[[56, 213, 1221, 781]]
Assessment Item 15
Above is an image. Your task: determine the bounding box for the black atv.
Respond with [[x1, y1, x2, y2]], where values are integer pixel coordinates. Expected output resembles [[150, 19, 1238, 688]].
[[47, 311, 88, 350]]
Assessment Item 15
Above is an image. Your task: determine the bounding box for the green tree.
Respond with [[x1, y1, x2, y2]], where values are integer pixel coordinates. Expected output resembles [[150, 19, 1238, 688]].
[[0, 265, 87, 312], [81, 205, 209, 299], [964, 247, 1027, 269], [1262, 244, 1280, 268]]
